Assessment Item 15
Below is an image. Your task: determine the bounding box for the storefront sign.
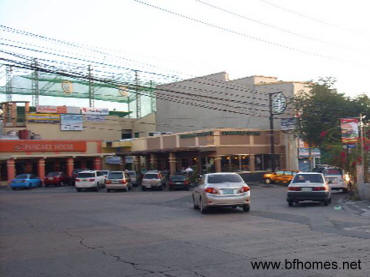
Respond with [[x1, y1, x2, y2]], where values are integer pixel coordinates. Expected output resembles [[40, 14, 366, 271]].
[[340, 118, 359, 144], [36, 105, 67, 114], [105, 156, 122, 165], [180, 131, 213, 139], [27, 113, 60, 123], [221, 131, 260, 136], [298, 148, 321, 158], [61, 114, 83, 131], [0, 140, 86, 152], [81, 107, 109, 115], [66, 106, 81, 114]]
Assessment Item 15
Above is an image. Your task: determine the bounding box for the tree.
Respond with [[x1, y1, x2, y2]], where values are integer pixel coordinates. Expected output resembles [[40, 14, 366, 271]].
[[294, 77, 369, 173]]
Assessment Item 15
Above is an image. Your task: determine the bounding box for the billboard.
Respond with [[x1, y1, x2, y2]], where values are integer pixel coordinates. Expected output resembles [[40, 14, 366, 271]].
[[0, 140, 86, 152], [27, 113, 60, 123], [60, 114, 83, 131], [85, 115, 105, 122], [340, 118, 359, 144]]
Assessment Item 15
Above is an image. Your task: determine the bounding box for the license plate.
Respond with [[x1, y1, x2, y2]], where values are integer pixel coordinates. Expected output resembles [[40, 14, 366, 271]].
[[302, 188, 312, 192], [176, 182, 182, 184], [223, 189, 234, 195], [113, 180, 120, 184]]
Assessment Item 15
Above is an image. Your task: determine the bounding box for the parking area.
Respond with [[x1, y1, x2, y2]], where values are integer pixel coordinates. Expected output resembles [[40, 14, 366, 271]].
[[1, 184, 369, 277]]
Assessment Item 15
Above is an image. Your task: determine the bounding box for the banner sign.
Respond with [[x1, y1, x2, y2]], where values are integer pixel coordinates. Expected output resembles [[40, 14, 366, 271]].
[[340, 118, 359, 143], [0, 140, 86, 152], [299, 148, 321, 158], [85, 115, 105, 122], [60, 114, 83, 131], [280, 118, 297, 131], [104, 156, 122, 165], [66, 106, 81, 114], [81, 107, 109, 115], [27, 113, 60, 123], [36, 105, 67, 114]]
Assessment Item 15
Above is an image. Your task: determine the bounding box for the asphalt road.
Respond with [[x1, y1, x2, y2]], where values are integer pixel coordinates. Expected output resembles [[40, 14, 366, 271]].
[[1, 184, 370, 277]]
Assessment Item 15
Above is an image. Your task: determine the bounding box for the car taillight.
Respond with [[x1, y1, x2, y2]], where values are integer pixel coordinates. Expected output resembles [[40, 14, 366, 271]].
[[313, 186, 328, 191], [106, 180, 111, 184], [121, 179, 127, 184], [184, 180, 190, 185], [239, 186, 250, 193], [89, 178, 95, 182], [288, 187, 301, 191], [169, 181, 174, 185], [75, 178, 80, 182], [204, 187, 218, 194]]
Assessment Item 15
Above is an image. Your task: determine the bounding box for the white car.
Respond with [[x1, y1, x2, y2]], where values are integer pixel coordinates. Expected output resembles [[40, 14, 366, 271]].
[[75, 170, 105, 192], [192, 173, 251, 214], [325, 175, 349, 192]]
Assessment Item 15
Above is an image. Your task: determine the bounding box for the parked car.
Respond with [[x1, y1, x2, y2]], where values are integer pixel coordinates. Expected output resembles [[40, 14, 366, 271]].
[[72, 169, 85, 185], [96, 170, 109, 187], [74, 170, 105, 192], [44, 171, 71, 186], [9, 174, 42, 190], [263, 170, 298, 184], [325, 175, 349, 192], [126, 170, 138, 186], [192, 173, 251, 214], [167, 174, 191, 190], [141, 170, 165, 190], [106, 171, 132, 192], [287, 172, 331, 207]]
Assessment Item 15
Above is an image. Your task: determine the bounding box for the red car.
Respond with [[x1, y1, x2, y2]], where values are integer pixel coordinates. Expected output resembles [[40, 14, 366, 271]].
[[44, 171, 71, 186]]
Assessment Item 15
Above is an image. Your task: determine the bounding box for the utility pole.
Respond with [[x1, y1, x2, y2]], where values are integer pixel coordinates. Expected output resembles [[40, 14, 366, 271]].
[[359, 113, 366, 183], [88, 65, 94, 108], [31, 58, 39, 107], [269, 93, 275, 171], [135, 70, 141, 118], [5, 65, 13, 102]]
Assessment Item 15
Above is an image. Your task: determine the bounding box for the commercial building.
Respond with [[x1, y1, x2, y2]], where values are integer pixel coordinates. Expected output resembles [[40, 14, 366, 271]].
[[113, 128, 297, 175]]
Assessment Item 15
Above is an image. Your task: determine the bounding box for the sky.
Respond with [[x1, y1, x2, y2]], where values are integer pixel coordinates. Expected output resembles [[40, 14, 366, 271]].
[[0, 0, 369, 110]]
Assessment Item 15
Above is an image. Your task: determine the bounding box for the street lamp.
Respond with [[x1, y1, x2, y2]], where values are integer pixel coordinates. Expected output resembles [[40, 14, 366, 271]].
[[269, 92, 287, 170]]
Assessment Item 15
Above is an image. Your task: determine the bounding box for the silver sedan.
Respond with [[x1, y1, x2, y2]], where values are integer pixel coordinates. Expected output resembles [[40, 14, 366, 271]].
[[192, 173, 251, 214]]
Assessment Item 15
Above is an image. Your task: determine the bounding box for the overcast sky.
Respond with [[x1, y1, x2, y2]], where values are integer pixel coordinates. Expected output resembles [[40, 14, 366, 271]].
[[1, 0, 369, 108]]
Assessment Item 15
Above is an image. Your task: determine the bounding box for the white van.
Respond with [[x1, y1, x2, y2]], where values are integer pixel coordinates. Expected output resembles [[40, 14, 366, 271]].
[[75, 170, 105, 192]]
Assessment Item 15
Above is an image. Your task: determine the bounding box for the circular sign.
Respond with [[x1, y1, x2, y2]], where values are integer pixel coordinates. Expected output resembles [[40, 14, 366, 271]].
[[61, 80, 73, 94], [272, 92, 287, 114]]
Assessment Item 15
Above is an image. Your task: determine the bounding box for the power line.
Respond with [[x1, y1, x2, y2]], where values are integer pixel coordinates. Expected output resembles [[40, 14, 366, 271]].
[[131, 0, 368, 67]]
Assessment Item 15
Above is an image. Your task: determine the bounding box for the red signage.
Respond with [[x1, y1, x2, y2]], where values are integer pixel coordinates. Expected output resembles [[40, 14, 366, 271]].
[[340, 118, 359, 144], [0, 140, 87, 152]]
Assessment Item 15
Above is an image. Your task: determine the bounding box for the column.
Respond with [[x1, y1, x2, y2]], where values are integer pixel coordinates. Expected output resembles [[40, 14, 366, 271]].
[[214, 156, 222, 173], [169, 152, 176, 176], [196, 154, 202, 174], [144, 155, 150, 170], [11, 103, 17, 126], [121, 156, 126, 170], [93, 157, 102, 170], [150, 154, 158, 170], [37, 158, 45, 185], [66, 158, 74, 177], [134, 156, 141, 173], [249, 154, 255, 172], [7, 159, 15, 182]]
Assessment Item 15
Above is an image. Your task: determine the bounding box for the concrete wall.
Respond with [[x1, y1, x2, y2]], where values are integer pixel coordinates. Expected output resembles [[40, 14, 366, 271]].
[[156, 72, 310, 133]]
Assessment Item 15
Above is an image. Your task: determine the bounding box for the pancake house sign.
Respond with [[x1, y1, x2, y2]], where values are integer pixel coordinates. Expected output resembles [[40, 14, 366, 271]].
[[0, 141, 87, 153]]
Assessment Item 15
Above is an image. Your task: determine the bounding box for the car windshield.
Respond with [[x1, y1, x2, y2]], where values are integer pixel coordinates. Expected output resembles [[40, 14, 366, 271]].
[[47, 172, 61, 177], [170, 175, 186, 181], [144, 174, 159, 179], [293, 174, 323, 183], [108, 172, 123, 179], [15, 174, 29, 179], [207, 174, 243, 184], [101, 171, 109, 175], [77, 172, 95, 178]]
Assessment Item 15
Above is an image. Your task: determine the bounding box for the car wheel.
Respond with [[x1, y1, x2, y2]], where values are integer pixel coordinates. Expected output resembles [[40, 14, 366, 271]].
[[199, 198, 207, 214], [107, 189, 111, 193], [243, 205, 250, 212], [142, 186, 146, 191], [342, 188, 348, 193], [323, 199, 330, 206], [288, 201, 294, 207], [264, 178, 272, 184], [95, 186, 99, 192], [76, 188, 81, 192], [192, 195, 199, 209]]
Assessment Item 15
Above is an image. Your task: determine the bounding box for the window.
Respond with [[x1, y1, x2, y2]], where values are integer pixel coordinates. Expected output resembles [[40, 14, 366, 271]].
[[134, 132, 140, 138], [293, 174, 323, 183], [207, 174, 243, 184], [144, 174, 159, 179], [108, 172, 124, 179], [77, 172, 95, 178]]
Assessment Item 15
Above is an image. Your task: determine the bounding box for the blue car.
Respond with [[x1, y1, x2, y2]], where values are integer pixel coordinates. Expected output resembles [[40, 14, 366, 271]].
[[10, 174, 42, 190]]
